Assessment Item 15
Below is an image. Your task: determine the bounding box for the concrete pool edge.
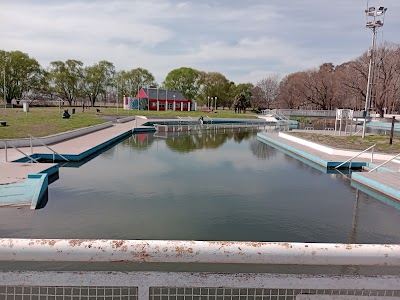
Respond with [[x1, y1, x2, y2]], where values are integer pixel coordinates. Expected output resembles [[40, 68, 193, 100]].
[[0, 164, 56, 209], [257, 131, 400, 203], [256, 132, 366, 169]]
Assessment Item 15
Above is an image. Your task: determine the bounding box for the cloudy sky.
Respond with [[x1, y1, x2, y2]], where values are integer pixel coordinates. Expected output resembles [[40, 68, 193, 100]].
[[1, 0, 399, 85]]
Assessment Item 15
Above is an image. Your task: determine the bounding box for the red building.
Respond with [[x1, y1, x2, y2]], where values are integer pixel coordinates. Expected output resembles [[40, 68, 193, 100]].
[[137, 88, 196, 111]]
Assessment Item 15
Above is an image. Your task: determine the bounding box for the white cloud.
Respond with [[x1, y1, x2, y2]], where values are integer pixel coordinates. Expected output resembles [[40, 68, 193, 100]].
[[0, 0, 399, 84]]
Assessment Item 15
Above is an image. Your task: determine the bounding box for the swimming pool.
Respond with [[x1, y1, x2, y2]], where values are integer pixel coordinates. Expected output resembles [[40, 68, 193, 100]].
[[1, 130, 400, 245]]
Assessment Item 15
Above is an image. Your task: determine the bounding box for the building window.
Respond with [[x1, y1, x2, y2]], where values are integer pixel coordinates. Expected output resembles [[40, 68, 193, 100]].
[[168, 103, 173, 110], [183, 103, 188, 108], [160, 103, 165, 108], [175, 103, 180, 108]]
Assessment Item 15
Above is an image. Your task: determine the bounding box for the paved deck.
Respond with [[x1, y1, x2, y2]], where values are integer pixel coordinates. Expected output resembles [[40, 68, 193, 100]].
[[258, 131, 400, 201], [0, 162, 57, 185], [0, 119, 148, 207]]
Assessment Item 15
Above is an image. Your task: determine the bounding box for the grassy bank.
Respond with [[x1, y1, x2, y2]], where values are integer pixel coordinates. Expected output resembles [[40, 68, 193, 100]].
[[289, 132, 400, 154], [0, 106, 257, 139]]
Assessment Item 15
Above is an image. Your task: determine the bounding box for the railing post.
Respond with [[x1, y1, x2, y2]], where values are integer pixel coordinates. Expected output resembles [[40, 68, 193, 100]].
[[4, 140, 7, 162], [371, 146, 374, 163], [30, 136, 33, 154]]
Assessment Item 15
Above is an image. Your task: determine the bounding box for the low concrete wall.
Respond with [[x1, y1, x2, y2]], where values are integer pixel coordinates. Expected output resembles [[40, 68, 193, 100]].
[[0, 122, 113, 149], [280, 132, 334, 155], [29, 173, 49, 210], [116, 116, 136, 123]]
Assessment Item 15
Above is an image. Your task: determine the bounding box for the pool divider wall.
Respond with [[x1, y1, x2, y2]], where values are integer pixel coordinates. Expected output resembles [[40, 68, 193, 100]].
[[1, 122, 113, 150], [14, 129, 134, 163], [29, 174, 49, 209], [352, 172, 400, 201]]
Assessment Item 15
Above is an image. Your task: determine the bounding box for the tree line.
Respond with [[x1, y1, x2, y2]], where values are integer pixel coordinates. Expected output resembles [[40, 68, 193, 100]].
[[1, 43, 399, 116]]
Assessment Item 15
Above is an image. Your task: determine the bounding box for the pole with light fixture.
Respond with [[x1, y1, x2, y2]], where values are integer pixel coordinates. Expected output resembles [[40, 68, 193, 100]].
[[362, 5, 387, 138]]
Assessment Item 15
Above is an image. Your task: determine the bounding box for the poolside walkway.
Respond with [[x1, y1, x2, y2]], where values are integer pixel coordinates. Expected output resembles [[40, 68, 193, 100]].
[[257, 131, 400, 201], [0, 118, 151, 207]]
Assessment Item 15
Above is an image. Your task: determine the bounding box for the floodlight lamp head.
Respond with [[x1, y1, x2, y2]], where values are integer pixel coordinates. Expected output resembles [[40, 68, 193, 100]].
[[376, 7, 387, 16], [366, 6, 375, 16]]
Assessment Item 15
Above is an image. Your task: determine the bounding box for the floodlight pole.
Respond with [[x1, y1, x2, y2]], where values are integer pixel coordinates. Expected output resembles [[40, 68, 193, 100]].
[[362, 27, 377, 138], [361, 5, 386, 138]]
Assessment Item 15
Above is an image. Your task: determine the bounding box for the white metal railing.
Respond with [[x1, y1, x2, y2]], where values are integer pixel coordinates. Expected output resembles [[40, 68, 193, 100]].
[[261, 109, 365, 118], [335, 144, 376, 169], [2, 140, 7, 162], [352, 126, 363, 136], [154, 122, 275, 133], [9, 144, 40, 163], [369, 153, 400, 172], [2, 239, 400, 300], [1, 239, 400, 266], [29, 134, 69, 162]]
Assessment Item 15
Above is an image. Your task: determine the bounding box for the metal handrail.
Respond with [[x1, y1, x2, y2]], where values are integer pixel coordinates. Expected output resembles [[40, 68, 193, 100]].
[[2, 238, 400, 266], [335, 144, 376, 169], [369, 153, 400, 172], [29, 134, 69, 162], [10, 145, 40, 163], [3, 140, 7, 162], [352, 127, 363, 136]]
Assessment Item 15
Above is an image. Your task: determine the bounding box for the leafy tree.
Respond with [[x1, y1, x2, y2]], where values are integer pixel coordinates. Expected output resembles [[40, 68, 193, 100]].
[[81, 61, 115, 106], [0, 50, 44, 104], [233, 92, 251, 113], [48, 59, 83, 105], [163, 67, 203, 100], [200, 72, 231, 109], [118, 68, 156, 98]]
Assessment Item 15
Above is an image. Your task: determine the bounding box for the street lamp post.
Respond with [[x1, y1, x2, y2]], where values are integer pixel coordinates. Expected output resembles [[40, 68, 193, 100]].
[[362, 5, 387, 138], [207, 96, 210, 110], [3, 56, 8, 113], [214, 96, 218, 110], [173, 95, 176, 111], [3, 65, 6, 112], [116, 82, 119, 114]]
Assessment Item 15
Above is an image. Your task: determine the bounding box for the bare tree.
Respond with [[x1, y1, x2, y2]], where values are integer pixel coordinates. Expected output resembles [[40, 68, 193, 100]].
[[252, 75, 280, 109], [341, 43, 400, 116], [276, 73, 304, 109]]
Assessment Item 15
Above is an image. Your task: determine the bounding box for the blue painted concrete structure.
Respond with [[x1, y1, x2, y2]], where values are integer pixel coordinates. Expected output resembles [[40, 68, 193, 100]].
[[352, 172, 400, 201], [14, 130, 134, 163], [351, 181, 400, 210], [257, 132, 366, 169], [0, 173, 48, 208], [3, 129, 133, 209], [257, 132, 400, 203]]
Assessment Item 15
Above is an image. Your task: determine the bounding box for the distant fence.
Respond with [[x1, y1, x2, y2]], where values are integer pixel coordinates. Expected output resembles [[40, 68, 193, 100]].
[[262, 109, 365, 118]]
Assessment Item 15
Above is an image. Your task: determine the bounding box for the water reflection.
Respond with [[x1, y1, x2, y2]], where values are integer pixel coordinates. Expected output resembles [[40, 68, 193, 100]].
[[124, 130, 259, 153], [249, 139, 276, 160]]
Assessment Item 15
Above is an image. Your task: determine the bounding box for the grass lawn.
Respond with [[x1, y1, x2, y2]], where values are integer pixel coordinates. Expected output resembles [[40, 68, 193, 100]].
[[0, 106, 257, 139], [288, 132, 400, 154]]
